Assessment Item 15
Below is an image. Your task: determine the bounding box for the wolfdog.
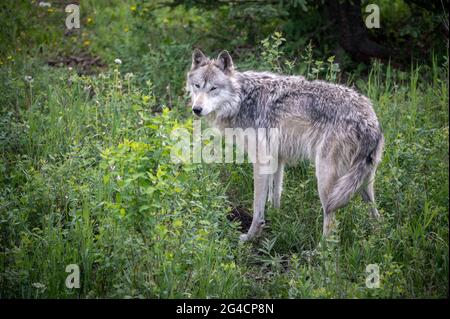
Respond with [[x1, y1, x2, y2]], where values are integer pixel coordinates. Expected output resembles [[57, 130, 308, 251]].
[[186, 49, 384, 241]]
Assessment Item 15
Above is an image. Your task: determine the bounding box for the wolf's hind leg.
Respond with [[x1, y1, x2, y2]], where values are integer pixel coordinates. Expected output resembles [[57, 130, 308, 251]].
[[360, 168, 381, 219], [315, 156, 339, 237]]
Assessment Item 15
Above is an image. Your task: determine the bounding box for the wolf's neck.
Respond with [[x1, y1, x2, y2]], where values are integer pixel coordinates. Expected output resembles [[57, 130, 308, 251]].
[[231, 71, 265, 127], [208, 71, 273, 131]]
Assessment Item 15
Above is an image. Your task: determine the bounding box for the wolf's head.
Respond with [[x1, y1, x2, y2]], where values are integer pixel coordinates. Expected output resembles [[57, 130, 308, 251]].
[[186, 49, 240, 118]]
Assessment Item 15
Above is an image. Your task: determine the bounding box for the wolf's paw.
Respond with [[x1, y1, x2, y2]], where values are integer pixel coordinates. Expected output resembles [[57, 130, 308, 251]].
[[239, 233, 250, 242], [371, 208, 382, 220]]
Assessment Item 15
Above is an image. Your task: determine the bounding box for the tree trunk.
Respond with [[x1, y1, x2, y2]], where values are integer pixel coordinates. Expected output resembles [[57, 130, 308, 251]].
[[327, 0, 391, 62]]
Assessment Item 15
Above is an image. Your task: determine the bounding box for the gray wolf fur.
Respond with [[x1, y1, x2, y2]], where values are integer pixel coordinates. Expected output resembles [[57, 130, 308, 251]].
[[186, 49, 384, 241]]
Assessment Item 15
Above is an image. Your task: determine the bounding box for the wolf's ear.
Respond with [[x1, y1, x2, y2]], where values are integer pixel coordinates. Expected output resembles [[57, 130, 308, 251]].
[[216, 50, 234, 74], [191, 49, 207, 70]]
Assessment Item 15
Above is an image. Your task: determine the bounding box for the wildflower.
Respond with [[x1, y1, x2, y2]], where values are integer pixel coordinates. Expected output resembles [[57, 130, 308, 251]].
[[142, 95, 150, 103], [114, 58, 122, 65], [24, 75, 33, 83], [124, 27, 129, 33], [130, 5, 137, 11], [124, 72, 134, 80], [83, 40, 91, 46], [32, 282, 46, 289], [87, 17, 93, 24], [68, 66, 73, 71], [38, 2, 51, 7]]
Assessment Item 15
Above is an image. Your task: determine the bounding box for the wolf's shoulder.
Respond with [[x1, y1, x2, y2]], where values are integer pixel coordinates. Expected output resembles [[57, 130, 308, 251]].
[[239, 71, 306, 83]]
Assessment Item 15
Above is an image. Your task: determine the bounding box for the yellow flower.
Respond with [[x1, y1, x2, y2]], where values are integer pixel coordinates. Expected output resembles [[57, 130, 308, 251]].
[[87, 17, 93, 24], [47, 8, 55, 13], [142, 95, 150, 103], [130, 5, 137, 11], [165, 252, 174, 260], [83, 40, 91, 47], [173, 219, 183, 228], [124, 27, 129, 33]]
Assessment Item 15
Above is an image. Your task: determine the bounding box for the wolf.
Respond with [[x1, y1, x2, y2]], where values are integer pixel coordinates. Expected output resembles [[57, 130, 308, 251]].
[[186, 49, 384, 241]]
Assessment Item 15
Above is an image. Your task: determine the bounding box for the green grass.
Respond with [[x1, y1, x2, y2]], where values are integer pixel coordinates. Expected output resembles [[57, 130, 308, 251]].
[[0, 0, 448, 298]]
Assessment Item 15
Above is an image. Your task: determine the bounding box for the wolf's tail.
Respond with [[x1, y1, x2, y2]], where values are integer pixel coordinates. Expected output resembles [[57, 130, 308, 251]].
[[325, 134, 384, 213]]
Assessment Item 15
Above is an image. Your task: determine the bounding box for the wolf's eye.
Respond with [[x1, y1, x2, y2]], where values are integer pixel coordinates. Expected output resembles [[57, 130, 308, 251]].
[[210, 86, 217, 91], [194, 84, 200, 88]]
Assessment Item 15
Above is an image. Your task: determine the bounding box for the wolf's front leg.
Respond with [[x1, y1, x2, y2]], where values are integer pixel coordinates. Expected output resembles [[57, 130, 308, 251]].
[[240, 165, 270, 242], [272, 160, 284, 209]]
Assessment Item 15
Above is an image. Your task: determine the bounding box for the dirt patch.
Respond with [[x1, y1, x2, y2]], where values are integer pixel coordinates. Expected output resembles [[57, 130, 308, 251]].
[[227, 206, 253, 232], [47, 53, 105, 75]]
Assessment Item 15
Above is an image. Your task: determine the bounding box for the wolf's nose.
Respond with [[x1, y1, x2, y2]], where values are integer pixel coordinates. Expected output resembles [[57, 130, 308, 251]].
[[193, 106, 202, 115]]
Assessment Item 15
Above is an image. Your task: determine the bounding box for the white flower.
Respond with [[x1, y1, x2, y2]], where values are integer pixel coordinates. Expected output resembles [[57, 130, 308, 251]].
[[124, 72, 134, 80], [114, 58, 122, 65], [32, 282, 46, 289], [38, 2, 52, 7], [24, 75, 33, 83]]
